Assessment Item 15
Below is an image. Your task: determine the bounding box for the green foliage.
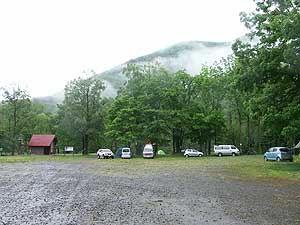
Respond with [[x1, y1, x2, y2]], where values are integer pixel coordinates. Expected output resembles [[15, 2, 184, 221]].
[[57, 74, 105, 154], [106, 63, 226, 154], [232, 0, 300, 148], [0, 86, 59, 154], [1, 1, 299, 156], [1, 86, 31, 154]]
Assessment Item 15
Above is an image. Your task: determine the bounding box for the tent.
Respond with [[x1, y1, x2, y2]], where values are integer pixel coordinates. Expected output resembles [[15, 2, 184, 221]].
[[157, 149, 166, 156], [294, 141, 300, 149], [293, 142, 300, 155]]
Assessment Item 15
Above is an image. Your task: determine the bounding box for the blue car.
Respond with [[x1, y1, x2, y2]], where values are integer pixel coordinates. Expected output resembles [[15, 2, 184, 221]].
[[264, 147, 293, 162]]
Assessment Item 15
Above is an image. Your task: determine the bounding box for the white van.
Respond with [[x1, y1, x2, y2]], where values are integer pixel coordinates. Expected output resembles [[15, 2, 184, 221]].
[[214, 145, 240, 157], [121, 147, 131, 159], [143, 144, 154, 159]]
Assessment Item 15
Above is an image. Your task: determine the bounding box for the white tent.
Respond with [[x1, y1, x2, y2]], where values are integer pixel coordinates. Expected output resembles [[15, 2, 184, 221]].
[[294, 142, 300, 149]]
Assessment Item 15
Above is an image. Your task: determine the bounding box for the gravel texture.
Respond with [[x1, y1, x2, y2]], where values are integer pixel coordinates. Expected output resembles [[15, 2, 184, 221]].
[[0, 159, 299, 225]]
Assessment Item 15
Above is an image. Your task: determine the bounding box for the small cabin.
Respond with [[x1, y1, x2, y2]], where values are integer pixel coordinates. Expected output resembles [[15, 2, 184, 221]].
[[28, 134, 57, 155]]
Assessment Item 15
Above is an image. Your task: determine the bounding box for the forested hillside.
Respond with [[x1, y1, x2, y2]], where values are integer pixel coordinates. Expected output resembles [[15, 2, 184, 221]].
[[0, 0, 299, 155], [34, 40, 233, 109], [96, 40, 232, 98]]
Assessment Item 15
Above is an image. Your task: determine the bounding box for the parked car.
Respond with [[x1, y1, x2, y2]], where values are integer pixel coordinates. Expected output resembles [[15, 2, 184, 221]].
[[121, 147, 131, 159], [143, 144, 154, 159], [214, 145, 240, 157], [264, 147, 293, 162], [97, 149, 114, 159], [115, 147, 131, 158], [183, 149, 203, 158]]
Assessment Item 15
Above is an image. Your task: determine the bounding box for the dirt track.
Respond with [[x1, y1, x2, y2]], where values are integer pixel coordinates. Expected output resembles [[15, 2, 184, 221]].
[[0, 159, 299, 225]]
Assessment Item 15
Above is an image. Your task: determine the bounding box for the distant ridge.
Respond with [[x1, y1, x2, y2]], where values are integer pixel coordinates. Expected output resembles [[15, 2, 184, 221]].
[[96, 40, 234, 98], [36, 38, 242, 108]]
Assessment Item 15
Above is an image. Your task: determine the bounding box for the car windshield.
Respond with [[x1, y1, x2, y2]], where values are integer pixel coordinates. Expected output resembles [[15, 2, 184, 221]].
[[144, 148, 153, 152], [102, 149, 111, 152], [122, 149, 130, 152], [279, 148, 290, 152]]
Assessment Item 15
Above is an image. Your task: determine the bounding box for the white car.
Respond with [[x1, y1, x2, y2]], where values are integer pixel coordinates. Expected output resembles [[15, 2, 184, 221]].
[[97, 149, 114, 159], [214, 145, 240, 157], [121, 147, 131, 159], [143, 144, 154, 159], [264, 147, 293, 162], [183, 149, 203, 158]]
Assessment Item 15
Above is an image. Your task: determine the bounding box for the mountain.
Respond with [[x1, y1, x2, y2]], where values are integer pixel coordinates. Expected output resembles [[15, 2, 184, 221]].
[[34, 39, 237, 109], [97, 40, 233, 98], [32, 90, 64, 113]]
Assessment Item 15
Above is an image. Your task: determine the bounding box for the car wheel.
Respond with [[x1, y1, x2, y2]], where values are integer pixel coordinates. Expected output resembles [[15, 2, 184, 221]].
[[264, 156, 268, 161], [185, 154, 189, 158], [198, 154, 202, 157], [218, 153, 222, 157], [97, 155, 100, 159], [232, 152, 236, 157], [111, 156, 114, 159], [276, 157, 281, 162]]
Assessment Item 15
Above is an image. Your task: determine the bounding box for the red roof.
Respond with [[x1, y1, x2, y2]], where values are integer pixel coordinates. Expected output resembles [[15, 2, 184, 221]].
[[28, 135, 56, 147]]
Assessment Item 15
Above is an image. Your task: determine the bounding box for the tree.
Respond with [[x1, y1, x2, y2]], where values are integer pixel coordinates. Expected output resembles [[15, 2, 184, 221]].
[[58, 74, 105, 154], [1, 86, 31, 155], [107, 64, 173, 154], [107, 63, 226, 154], [233, 0, 300, 147]]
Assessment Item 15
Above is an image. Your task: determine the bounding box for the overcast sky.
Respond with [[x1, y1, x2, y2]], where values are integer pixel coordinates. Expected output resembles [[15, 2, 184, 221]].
[[0, 0, 256, 97]]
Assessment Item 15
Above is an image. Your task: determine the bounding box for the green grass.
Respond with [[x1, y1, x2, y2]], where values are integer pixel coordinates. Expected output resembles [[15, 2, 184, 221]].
[[224, 155, 300, 181], [87, 154, 300, 181], [0, 154, 299, 182], [163, 155, 300, 181], [0, 154, 94, 163]]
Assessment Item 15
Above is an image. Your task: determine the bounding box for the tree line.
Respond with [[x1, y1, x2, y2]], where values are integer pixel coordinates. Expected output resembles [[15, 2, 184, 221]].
[[0, 0, 299, 155]]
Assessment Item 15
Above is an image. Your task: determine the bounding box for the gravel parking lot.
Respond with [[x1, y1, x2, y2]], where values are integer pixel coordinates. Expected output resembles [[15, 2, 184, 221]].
[[0, 158, 299, 225]]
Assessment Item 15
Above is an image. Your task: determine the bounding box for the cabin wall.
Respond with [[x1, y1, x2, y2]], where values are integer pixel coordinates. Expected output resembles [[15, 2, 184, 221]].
[[50, 142, 56, 154], [30, 143, 56, 155], [30, 147, 45, 154]]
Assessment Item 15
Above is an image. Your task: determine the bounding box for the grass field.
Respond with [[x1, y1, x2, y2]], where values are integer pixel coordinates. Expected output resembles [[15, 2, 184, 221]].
[[0, 154, 94, 163], [0, 154, 299, 181]]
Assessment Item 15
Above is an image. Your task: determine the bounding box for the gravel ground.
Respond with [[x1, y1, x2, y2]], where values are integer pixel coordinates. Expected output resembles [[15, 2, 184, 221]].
[[0, 159, 299, 225]]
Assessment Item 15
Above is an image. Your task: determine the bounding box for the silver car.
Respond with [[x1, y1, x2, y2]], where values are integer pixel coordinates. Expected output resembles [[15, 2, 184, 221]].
[[121, 147, 131, 159], [214, 145, 240, 157], [264, 147, 293, 162], [183, 149, 203, 158], [97, 149, 114, 159]]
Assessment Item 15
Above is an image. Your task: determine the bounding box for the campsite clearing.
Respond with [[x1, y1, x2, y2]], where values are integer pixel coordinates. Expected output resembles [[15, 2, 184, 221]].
[[0, 155, 299, 224]]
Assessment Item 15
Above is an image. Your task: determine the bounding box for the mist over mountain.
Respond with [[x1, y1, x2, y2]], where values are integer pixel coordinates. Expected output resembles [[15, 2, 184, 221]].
[[97, 40, 233, 98], [36, 39, 238, 109]]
